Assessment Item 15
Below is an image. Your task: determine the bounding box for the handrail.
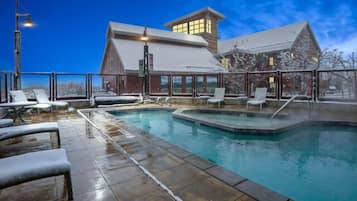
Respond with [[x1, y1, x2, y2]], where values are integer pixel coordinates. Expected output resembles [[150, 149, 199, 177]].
[[271, 95, 300, 119]]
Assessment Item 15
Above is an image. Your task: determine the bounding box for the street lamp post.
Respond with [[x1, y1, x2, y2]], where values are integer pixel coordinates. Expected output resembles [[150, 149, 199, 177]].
[[14, 0, 34, 89], [141, 27, 149, 97]]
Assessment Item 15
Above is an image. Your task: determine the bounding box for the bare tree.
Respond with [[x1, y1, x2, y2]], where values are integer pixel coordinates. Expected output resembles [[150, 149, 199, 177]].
[[318, 48, 345, 69]]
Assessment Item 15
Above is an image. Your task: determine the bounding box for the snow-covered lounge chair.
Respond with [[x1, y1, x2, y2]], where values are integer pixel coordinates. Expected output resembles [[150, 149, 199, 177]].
[[247, 87, 267, 110], [92, 92, 143, 107], [9, 90, 51, 111], [207, 88, 225, 108], [0, 119, 13, 128], [33, 89, 68, 109], [0, 122, 61, 147], [0, 148, 73, 200]]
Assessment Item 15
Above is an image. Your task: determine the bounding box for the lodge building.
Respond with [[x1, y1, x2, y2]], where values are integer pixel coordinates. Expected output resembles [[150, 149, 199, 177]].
[[100, 7, 320, 93]]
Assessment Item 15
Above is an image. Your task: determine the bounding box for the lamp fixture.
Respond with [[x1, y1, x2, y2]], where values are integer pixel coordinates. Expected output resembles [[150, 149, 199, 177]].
[[141, 26, 149, 41], [22, 15, 34, 27]]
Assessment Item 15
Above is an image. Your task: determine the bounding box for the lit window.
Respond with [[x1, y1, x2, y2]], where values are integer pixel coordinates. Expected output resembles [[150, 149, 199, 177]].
[[188, 18, 205, 34], [269, 77, 275, 83], [312, 57, 319, 63], [221, 58, 230, 68], [206, 19, 212, 33], [172, 23, 187, 34], [269, 57, 274, 66]]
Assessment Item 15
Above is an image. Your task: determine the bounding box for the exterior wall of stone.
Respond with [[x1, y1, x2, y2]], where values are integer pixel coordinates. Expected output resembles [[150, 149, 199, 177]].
[[290, 26, 320, 68]]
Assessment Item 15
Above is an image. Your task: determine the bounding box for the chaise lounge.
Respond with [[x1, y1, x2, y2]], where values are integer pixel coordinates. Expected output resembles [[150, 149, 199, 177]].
[[9, 90, 52, 112], [0, 122, 61, 147], [0, 149, 73, 200], [246, 87, 267, 110], [0, 119, 13, 128], [207, 88, 225, 108], [33, 89, 69, 109]]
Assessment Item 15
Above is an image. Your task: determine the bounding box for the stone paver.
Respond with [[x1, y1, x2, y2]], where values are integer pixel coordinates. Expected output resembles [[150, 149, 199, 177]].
[[140, 152, 186, 173], [175, 176, 244, 201], [184, 155, 216, 170], [152, 137, 175, 149], [156, 163, 211, 191], [110, 174, 174, 201], [167, 145, 193, 158], [206, 165, 247, 186], [235, 180, 289, 201], [75, 187, 117, 201]]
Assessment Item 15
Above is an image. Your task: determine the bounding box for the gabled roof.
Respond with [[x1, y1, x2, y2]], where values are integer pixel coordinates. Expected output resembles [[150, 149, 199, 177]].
[[218, 21, 309, 55], [165, 7, 225, 27], [109, 21, 208, 47], [111, 38, 226, 73]]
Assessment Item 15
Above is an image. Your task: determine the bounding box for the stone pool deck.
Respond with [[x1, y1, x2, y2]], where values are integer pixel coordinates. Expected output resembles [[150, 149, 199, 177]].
[[0, 110, 256, 201], [2, 102, 355, 201]]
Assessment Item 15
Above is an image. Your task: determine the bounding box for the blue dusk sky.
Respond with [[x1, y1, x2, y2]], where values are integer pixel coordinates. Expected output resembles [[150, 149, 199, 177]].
[[0, 0, 356, 73]]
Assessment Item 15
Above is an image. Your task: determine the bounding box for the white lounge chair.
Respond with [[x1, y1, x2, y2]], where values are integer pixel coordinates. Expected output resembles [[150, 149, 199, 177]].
[[207, 88, 225, 108], [9, 90, 51, 111], [0, 122, 61, 147], [247, 87, 267, 110], [0, 149, 73, 200], [33, 89, 68, 109], [0, 119, 13, 128]]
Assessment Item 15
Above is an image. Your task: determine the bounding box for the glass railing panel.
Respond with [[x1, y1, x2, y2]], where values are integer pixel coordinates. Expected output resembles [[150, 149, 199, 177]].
[[150, 75, 169, 94], [318, 70, 356, 101], [281, 71, 313, 99], [20, 73, 51, 100], [223, 73, 246, 96], [56, 74, 87, 99], [248, 72, 278, 98], [92, 75, 118, 95]]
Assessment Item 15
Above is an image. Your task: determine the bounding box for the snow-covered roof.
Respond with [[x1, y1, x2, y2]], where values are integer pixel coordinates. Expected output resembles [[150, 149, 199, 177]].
[[165, 7, 225, 27], [111, 38, 226, 73], [109, 22, 208, 47], [218, 22, 308, 55]]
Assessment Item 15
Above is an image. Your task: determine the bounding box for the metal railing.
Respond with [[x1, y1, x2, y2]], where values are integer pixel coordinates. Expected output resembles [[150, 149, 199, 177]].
[[0, 69, 356, 103]]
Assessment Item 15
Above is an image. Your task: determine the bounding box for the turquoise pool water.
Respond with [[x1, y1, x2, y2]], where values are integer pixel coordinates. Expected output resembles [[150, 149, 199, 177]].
[[111, 109, 357, 201]]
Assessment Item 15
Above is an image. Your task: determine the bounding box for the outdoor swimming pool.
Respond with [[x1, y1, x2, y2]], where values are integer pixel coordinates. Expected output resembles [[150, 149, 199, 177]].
[[111, 109, 357, 201]]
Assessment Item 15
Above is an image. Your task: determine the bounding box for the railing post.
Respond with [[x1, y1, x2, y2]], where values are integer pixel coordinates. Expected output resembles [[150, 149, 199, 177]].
[[148, 74, 152, 96], [246, 72, 249, 97], [313, 70, 318, 102], [9, 72, 13, 91], [54, 73, 58, 100], [4, 73, 8, 103], [218, 73, 223, 88], [116, 74, 120, 95], [87, 73, 91, 100], [354, 70, 357, 101], [0, 73, 3, 103], [193, 74, 197, 97], [277, 71, 281, 101], [50, 72, 55, 101], [168, 74, 172, 97]]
